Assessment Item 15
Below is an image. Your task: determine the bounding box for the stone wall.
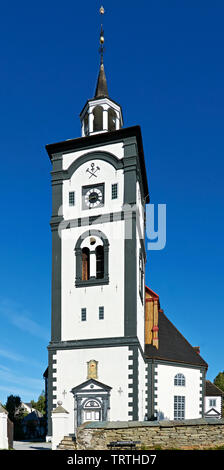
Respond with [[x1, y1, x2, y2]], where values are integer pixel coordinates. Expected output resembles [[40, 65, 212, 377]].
[[76, 419, 224, 450]]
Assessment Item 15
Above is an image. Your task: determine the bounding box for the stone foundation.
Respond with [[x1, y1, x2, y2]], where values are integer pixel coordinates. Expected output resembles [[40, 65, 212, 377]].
[[75, 419, 224, 450]]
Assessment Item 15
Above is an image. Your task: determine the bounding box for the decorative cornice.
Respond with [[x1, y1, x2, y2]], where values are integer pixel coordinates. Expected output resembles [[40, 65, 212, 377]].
[[46, 126, 149, 204], [48, 336, 142, 352]]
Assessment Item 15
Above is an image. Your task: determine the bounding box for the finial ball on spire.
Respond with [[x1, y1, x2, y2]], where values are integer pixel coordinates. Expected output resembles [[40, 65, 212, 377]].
[[99, 6, 105, 15]]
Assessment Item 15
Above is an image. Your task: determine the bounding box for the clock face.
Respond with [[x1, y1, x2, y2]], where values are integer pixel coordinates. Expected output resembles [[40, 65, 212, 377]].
[[82, 184, 104, 210]]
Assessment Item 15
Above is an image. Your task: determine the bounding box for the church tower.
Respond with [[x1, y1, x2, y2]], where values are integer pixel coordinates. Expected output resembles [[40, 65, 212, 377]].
[[46, 8, 149, 438]]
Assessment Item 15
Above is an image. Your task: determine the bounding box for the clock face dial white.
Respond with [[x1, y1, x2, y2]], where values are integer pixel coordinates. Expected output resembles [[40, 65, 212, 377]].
[[83, 186, 104, 209]]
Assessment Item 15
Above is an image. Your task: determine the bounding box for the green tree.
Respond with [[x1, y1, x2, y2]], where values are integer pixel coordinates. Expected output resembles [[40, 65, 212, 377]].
[[5, 395, 21, 422], [214, 372, 224, 392], [5, 395, 27, 440], [214, 371, 224, 417], [31, 391, 46, 415]]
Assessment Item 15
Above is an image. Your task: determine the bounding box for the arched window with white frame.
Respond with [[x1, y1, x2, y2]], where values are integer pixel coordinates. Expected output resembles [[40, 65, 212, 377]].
[[174, 373, 186, 387], [75, 229, 109, 287]]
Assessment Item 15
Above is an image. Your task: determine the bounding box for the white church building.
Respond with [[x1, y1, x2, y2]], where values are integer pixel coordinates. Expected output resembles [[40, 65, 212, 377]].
[[44, 15, 210, 442]]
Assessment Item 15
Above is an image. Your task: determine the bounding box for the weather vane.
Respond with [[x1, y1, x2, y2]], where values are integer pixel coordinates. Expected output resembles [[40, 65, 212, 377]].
[[99, 6, 105, 64]]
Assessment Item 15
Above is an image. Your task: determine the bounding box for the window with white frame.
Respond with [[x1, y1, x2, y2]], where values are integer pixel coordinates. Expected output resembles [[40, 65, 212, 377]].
[[69, 191, 75, 206], [81, 308, 87, 321], [174, 396, 185, 420], [99, 306, 104, 320], [209, 399, 216, 407], [75, 230, 109, 288], [111, 183, 118, 200], [174, 373, 186, 386]]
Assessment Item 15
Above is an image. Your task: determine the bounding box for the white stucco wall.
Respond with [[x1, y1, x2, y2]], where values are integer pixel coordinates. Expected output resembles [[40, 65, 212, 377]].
[[155, 364, 203, 420], [62, 143, 124, 171], [62, 158, 124, 221], [61, 220, 125, 341], [205, 396, 222, 418], [51, 139, 148, 438], [52, 346, 133, 433], [138, 351, 147, 421], [0, 412, 8, 449]]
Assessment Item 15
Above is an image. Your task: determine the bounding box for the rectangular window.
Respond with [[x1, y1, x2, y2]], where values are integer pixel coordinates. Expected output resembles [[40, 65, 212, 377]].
[[111, 183, 118, 199], [99, 306, 104, 320], [174, 396, 185, 420], [81, 308, 87, 321], [94, 411, 100, 420], [209, 399, 216, 407], [69, 191, 75, 206]]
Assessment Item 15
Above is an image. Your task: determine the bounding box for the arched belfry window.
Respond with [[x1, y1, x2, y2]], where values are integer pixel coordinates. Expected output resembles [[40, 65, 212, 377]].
[[82, 248, 90, 281], [108, 108, 116, 132], [75, 230, 109, 287], [93, 106, 103, 132], [96, 245, 104, 279]]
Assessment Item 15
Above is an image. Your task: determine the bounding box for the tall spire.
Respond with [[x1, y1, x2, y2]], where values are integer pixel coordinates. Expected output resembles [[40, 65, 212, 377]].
[[94, 6, 109, 98], [80, 5, 123, 136]]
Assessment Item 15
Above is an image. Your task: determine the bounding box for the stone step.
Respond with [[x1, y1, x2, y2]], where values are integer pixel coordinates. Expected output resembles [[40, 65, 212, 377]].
[[60, 440, 73, 445], [57, 435, 77, 450], [58, 444, 77, 450]]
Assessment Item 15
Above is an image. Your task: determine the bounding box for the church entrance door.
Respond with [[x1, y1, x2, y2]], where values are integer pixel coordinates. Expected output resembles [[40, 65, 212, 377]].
[[83, 399, 101, 423], [71, 378, 112, 428], [83, 410, 101, 422]]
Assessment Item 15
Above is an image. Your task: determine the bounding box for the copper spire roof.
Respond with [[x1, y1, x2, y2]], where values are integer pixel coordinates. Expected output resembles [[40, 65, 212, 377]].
[[94, 62, 109, 98], [94, 8, 109, 98]]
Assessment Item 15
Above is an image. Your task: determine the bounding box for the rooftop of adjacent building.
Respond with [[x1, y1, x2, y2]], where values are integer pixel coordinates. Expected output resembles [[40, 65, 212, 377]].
[[145, 285, 208, 369], [205, 380, 224, 397]]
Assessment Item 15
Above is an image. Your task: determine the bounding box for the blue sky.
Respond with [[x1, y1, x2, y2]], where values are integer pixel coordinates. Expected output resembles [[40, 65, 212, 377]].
[[0, 0, 223, 404]]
